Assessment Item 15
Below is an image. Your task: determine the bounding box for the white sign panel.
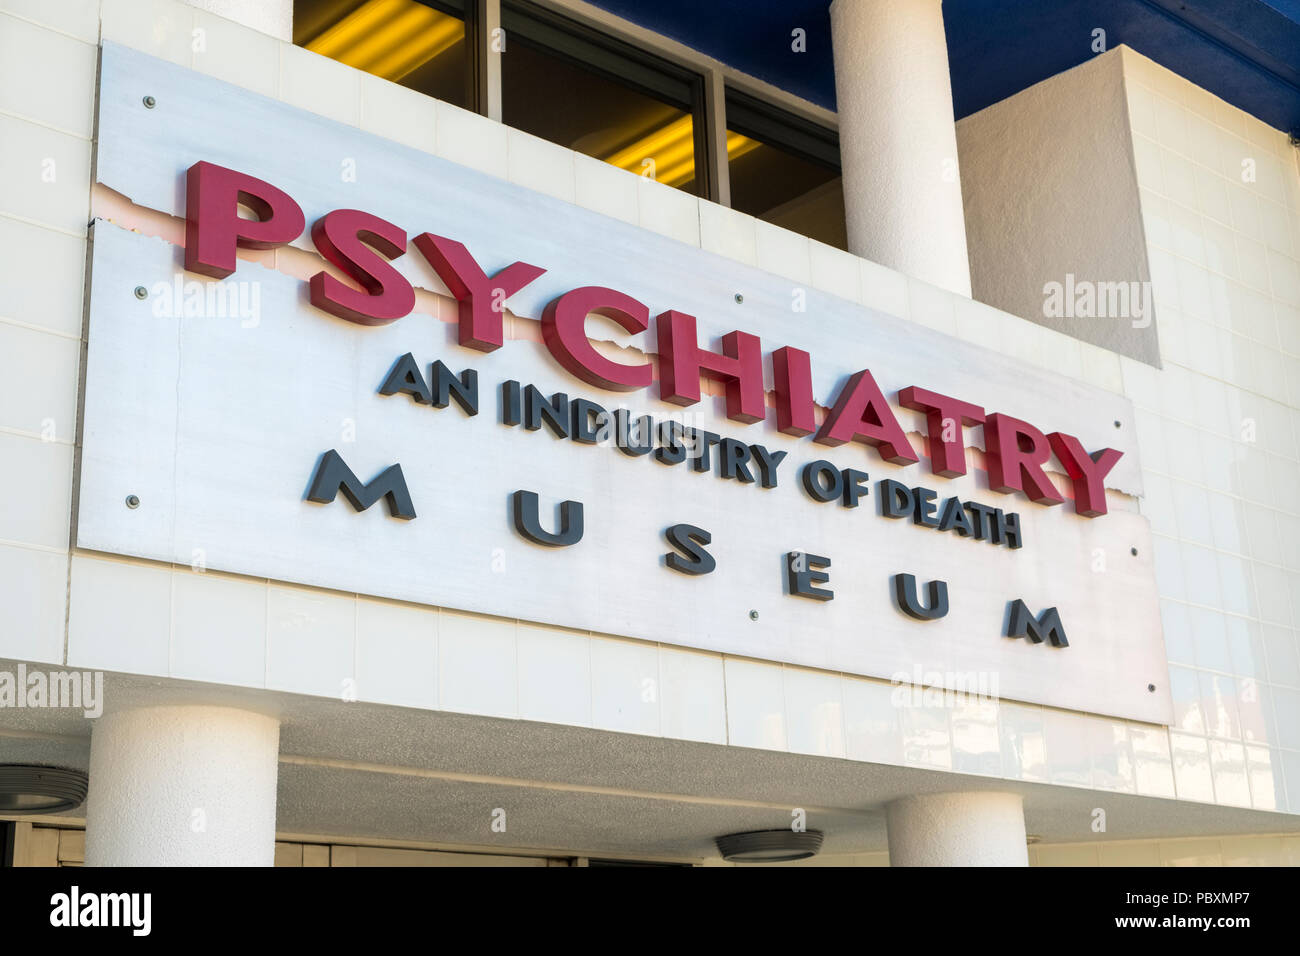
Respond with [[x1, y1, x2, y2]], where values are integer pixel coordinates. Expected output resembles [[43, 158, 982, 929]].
[[79, 44, 1171, 723]]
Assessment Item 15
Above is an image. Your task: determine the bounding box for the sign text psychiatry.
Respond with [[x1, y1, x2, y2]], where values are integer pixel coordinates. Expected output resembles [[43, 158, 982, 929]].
[[182, 160, 1123, 641]]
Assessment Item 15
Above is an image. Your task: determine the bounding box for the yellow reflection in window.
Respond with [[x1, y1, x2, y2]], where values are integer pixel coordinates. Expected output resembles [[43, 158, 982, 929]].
[[601, 117, 760, 189], [307, 0, 465, 83]]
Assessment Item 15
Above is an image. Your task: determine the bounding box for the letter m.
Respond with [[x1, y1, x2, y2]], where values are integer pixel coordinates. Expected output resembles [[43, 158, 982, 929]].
[[1096, 281, 1128, 318], [306, 449, 416, 519], [1006, 599, 1068, 647]]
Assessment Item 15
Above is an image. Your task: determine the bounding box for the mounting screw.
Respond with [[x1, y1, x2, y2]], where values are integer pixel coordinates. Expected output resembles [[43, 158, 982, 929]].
[[134, 285, 148, 300], [125, 494, 140, 509], [1147, 683, 1157, 693], [1130, 547, 1138, 556], [734, 293, 744, 304], [142, 95, 156, 109], [748, 609, 759, 621]]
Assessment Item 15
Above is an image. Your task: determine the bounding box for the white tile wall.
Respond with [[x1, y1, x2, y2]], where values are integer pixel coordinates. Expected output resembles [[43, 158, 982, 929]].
[[0, 320, 80, 438], [266, 584, 355, 698], [100, 0, 193, 66], [950, 695, 1002, 776], [1044, 709, 1094, 786], [809, 240, 861, 303], [636, 176, 699, 246], [842, 676, 904, 765], [358, 70, 438, 155], [0, 433, 73, 550], [438, 609, 517, 718], [191, 8, 278, 97], [783, 666, 844, 757], [0, 217, 86, 337], [906, 277, 958, 336], [354, 597, 438, 710], [278, 43, 360, 126], [516, 622, 591, 727], [66, 555, 171, 675], [900, 695, 953, 770], [0, 543, 67, 664], [1130, 723, 1178, 797], [999, 701, 1048, 782], [0, 111, 92, 234], [0, 0, 100, 44], [1169, 731, 1216, 802], [0, 12, 97, 137], [507, 128, 577, 205], [699, 200, 757, 265], [435, 99, 508, 181], [1121, 48, 1300, 814], [860, 258, 909, 321], [171, 569, 267, 687], [573, 153, 639, 225], [724, 658, 786, 751], [589, 635, 660, 736], [658, 646, 726, 743], [0, 8, 90, 672], [754, 219, 811, 284]]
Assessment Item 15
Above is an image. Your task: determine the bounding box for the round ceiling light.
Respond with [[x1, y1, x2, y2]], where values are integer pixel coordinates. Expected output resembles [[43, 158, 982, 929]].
[[0, 765, 88, 815], [715, 829, 824, 863]]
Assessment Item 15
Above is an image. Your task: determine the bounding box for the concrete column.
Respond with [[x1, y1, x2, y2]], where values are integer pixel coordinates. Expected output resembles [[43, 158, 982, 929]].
[[830, 0, 972, 296], [181, 0, 293, 41], [886, 792, 1028, 866], [85, 705, 281, 866]]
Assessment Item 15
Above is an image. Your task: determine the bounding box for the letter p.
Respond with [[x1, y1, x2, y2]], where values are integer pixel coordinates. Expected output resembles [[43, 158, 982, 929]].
[[184, 161, 305, 278]]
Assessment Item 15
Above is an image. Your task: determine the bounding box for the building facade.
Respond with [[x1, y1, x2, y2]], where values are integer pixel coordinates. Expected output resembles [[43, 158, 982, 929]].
[[1, 0, 1299, 867]]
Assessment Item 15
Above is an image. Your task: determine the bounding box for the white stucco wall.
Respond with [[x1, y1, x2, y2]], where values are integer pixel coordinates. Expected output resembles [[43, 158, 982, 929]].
[[957, 49, 1159, 365]]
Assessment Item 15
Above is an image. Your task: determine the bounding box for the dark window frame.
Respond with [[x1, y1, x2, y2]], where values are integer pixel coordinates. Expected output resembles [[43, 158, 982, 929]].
[[294, 0, 480, 112], [724, 86, 841, 173], [500, 0, 716, 199], [295, 0, 846, 213], [406, 0, 480, 113]]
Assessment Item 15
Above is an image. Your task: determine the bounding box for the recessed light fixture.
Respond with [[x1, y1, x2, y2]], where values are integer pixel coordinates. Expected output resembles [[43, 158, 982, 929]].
[[715, 829, 824, 863], [0, 765, 88, 815]]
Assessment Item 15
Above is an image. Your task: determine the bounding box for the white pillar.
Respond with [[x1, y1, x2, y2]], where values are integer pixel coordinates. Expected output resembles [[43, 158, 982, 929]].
[[886, 792, 1028, 866], [830, 0, 972, 297], [85, 705, 281, 866], [181, 0, 292, 41]]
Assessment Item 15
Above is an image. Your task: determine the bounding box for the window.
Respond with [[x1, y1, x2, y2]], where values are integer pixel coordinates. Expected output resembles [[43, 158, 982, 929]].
[[725, 89, 846, 249], [294, 0, 475, 111], [500, 1, 710, 196], [292, 0, 847, 242]]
